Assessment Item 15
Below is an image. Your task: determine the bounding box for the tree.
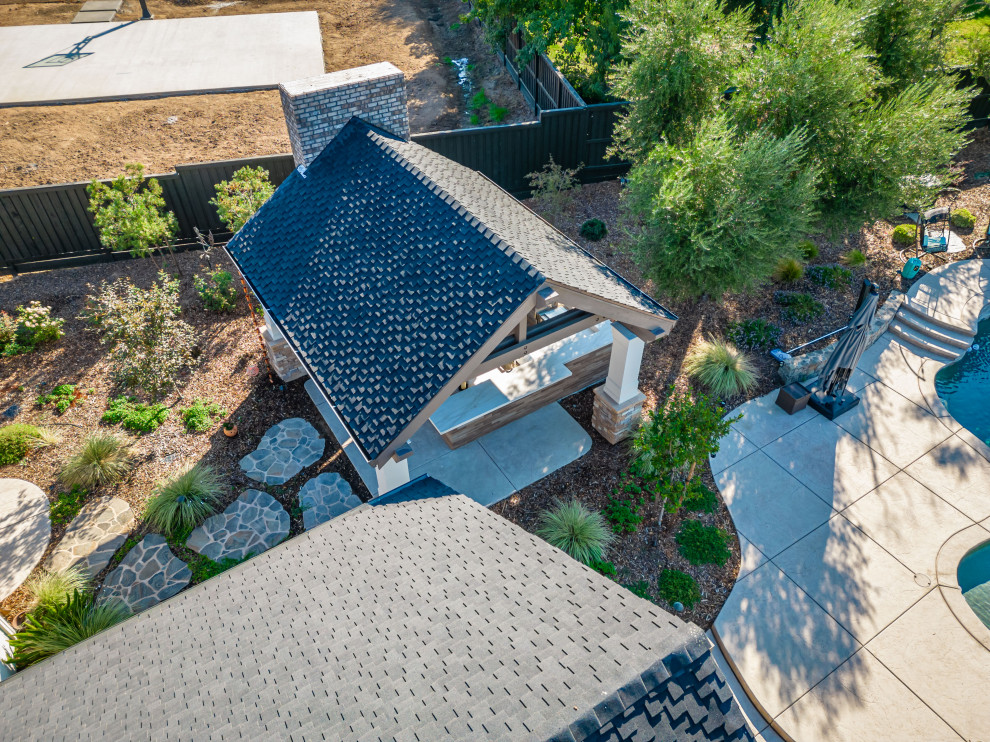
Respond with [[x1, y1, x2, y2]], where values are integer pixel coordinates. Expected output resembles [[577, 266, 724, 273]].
[[630, 388, 741, 528], [624, 115, 818, 300], [611, 0, 753, 158], [87, 164, 178, 261], [210, 165, 275, 234], [82, 272, 196, 400]]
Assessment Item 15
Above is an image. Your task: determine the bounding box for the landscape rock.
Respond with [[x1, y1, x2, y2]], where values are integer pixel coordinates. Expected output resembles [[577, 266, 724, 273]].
[[239, 417, 324, 485], [45, 496, 134, 578], [185, 489, 289, 561], [101, 534, 190, 613], [298, 473, 361, 529]]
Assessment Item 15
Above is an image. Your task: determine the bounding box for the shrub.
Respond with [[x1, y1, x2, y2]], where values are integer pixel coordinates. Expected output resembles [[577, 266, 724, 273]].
[[773, 257, 804, 284], [0, 311, 15, 349], [210, 165, 274, 233], [180, 399, 226, 433], [61, 433, 133, 489], [187, 552, 251, 583], [9, 591, 129, 669], [807, 264, 853, 290], [193, 269, 238, 312], [726, 318, 781, 351], [683, 480, 719, 514], [488, 103, 508, 122], [580, 218, 608, 241], [775, 291, 825, 323], [604, 494, 645, 535], [950, 208, 976, 229], [657, 569, 701, 609], [36, 384, 81, 415], [676, 519, 731, 566], [684, 337, 758, 397], [14, 302, 64, 348], [798, 239, 819, 260], [23, 568, 90, 612], [86, 163, 177, 258], [102, 397, 169, 434], [143, 464, 223, 537], [535, 499, 613, 565], [469, 90, 489, 110], [623, 580, 653, 600], [589, 559, 617, 578], [82, 272, 196, 399], [50, 486, 88, 527], [892, 224, 917, 246], [527, 155, 580, 217], [841, 249, 867, 267], [0, 423, 50, 465]]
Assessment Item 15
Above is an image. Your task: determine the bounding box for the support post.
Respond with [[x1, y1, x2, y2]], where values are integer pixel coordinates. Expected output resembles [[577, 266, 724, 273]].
[[592, 323, 647, 444]]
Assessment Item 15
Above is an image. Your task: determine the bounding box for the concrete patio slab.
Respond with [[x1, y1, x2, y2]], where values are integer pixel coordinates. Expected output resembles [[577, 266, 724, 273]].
[[772, 514, 931, 643], [737, 533, 767, 580], [775, 649, 963, 742], [854, 335, 947, 413], [0, 13, 323, 107], [728, 389, 817, 448], [832, 381, 953, 468], [867, 589, 990, 742], [762, 415, 900, 511], [409, 442, 515, 507], [716, 450, 834, 559], [905, 434, 990, 521], [841, 471, 973, 580], [714, 561, 859, 718], [0, 479, 51, 601], [709, 429, 758, 475]]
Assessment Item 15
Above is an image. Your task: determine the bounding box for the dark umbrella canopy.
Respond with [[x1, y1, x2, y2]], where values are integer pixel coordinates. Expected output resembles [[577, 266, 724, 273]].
[[818, 281, 880, 398]]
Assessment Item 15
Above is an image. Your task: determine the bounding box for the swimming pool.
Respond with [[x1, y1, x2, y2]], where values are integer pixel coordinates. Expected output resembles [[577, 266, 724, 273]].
[[958, 541, 990, 630], [935, 316, 990, 448]]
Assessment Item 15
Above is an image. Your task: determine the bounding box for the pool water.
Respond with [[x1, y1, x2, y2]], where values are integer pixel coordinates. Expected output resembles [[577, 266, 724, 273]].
[[958, 542, 990, 630], [935, 316, 990, 448]]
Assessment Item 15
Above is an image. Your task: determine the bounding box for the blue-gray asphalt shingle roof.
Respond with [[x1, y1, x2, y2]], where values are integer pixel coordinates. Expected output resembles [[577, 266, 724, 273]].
[[226, 119, 542, 460]]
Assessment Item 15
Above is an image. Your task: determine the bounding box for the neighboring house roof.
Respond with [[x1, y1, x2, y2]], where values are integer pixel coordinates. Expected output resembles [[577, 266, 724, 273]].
[[224, 118, 673, 462], [0, 493, 751, 742]]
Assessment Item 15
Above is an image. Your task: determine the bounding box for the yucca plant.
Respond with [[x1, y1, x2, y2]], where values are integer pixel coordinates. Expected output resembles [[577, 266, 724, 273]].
[[536, 500, 613, 565], [60, 432, 133, 489], [144, 464, 223, 537], [23, 568, 90, 612], [772, 257, 804, 284], [684, 336, 758, 398], [9, 590, 129, 669]]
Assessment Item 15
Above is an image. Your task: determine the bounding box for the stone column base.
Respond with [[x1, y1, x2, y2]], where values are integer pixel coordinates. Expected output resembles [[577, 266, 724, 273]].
[[591, 386, 645, 444]]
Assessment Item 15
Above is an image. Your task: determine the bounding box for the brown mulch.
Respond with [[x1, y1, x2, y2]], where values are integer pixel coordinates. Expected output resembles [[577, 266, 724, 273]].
[[0, 249, 370, 621], [498, 129, 990, 630]]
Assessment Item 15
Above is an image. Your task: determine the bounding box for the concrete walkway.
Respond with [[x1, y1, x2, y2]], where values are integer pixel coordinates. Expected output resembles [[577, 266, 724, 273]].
[[713, 260, 990, 742]]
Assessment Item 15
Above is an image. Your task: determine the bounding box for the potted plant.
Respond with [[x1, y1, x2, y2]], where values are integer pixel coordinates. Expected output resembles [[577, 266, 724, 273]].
[[223, 420, 238, 438]]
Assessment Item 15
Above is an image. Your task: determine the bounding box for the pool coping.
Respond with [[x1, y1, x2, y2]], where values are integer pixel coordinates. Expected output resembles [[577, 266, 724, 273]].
[[937, 525, 990, 653]]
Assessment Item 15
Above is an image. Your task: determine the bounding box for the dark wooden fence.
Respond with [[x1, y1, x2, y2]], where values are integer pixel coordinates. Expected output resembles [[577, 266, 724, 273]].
[[498, 29, 586, 112]]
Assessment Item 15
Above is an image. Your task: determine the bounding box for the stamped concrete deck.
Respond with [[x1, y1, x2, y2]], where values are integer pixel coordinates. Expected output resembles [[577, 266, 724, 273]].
[[713, 260, 990, 742], [0, 13, 323, 107]]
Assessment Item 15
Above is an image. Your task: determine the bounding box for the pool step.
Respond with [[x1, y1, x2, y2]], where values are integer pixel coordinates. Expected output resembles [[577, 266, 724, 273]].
[[898, 299, 977, 338], [893, 306, 973, 349], [888, 317, 964, 361]]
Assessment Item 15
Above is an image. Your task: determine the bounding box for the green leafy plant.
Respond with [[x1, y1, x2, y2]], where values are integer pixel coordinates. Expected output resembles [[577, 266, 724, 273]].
[[775, 291, 825, 323], [143, 464, 223, 537], [9, 591, 129, 670], [726, 318, 781, 351], [657, 569, 701, 609], [526, 154, 580, 217], [623, 580, 653, 600], [82, 271, 196, 400], [13, 302, 64, 350], [86, 163, 178, 259], [676, 519, 731, 566], [807, 264, 853, 290], [50, 486, 88, 528], [535, 499, 614, 565], [193, 269, 238, 312], [589, 559, 617, 578], [210, 165, 274, 233], [0, 423, 54, 466], [60, 433, 133, 489], [683, 480, 719, 514], [684, 336, 757, 397], [187, 552, 250, 583], [604, 493, 645, 535], [950, 208, 976, 228], [36, 384, 81, 415], [892, 223, 917, 246], [180, 399, 226, 433], [102, 397, 169, 434], [841, 249, 868, 267], [580, 218, 608, 241], [488, 103, 508, 122], [798, 239, 819, 260], [0, 311, 15, 350], [773, 257, 804, 284], [469, 113, 481, 125], [23, 568, 90, 612], [470, 90, 490, 110]]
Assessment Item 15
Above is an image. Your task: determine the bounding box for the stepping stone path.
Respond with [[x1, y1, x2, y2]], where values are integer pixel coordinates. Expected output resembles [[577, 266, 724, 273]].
[[240, 418, 325, 485], [0, 479, 51, 601], [298, 473, 361, 530], [186, 489, 289, 561], [101, 535, 190, 614], [45, 496, 134, 579]]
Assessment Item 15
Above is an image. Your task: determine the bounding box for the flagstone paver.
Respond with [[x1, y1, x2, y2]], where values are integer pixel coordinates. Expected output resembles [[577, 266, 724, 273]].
[[101, 534, 190, 613], [0, 478, 51, 601], [297, 473, 361, 530], [239, 418, 324, 485], [45, 496, 134, 578], [186, 489, 289, 561]]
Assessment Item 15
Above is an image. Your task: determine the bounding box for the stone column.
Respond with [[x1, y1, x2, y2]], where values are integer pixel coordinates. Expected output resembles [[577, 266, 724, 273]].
[[375, 456, 410, 495], [592, 323, 647, 444]]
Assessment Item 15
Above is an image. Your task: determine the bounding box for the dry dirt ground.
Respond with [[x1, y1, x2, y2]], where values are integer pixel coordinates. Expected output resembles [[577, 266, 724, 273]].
[[0, 0, 531, 188]]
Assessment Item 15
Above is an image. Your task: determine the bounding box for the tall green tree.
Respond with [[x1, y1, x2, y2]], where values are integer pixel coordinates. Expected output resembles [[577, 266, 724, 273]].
[[87, 163, 177, 260], [624, 116, 817, 300]]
